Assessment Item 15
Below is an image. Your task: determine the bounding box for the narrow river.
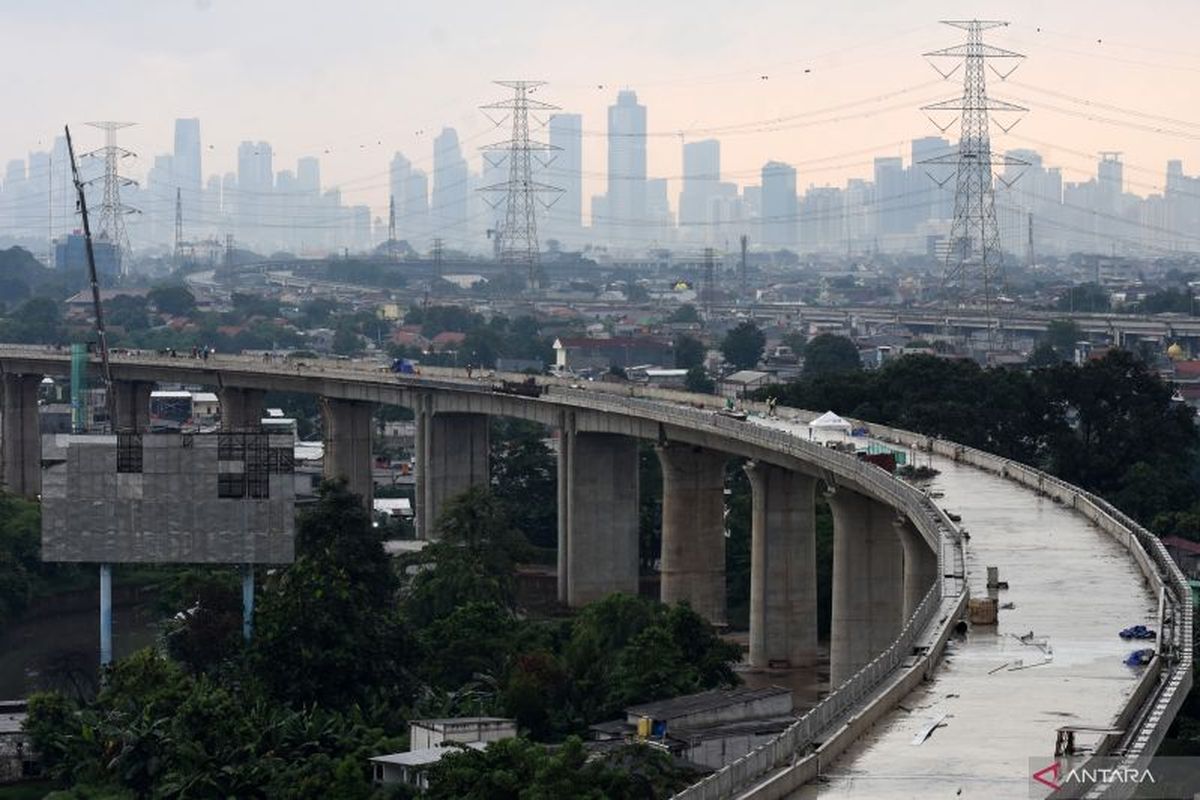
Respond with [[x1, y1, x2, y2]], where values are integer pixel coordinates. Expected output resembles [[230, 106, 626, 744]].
[[0, 585, 161, 699]]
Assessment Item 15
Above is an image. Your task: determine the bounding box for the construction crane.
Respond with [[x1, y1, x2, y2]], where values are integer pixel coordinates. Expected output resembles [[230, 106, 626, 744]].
[[65, 125, 115, 425]]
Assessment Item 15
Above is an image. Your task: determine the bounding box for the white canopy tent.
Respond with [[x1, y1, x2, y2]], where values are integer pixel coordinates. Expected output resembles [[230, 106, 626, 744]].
[[808, 410, 853, 442]]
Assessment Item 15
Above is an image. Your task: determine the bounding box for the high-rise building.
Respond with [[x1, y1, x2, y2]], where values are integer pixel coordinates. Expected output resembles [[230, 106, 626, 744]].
[[1098, 152, 1124, 218], [761, 161, 797, 249], [431, 128, 468, 247], [873, 156, 905, 237], [606, 90, 647, 248], [173, 119, 202, 232], [25, 151, 51, 256], [404, 169, 429, 245], [389, 152, 411, 220], [236, 141, 274, 245], [646, 177, 671, 244], [679, 139, 720, 240], [1165, 160, 1200, 251], [844, 178, 873, 251], [910, 136, 951, 226], [546, 113, 582, 245], [296, 157, 320, 194], [145, 154, 175, 247], [799, 186, 844, 253]]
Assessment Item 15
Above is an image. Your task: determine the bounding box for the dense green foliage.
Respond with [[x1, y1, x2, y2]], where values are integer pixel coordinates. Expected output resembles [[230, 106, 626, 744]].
[[0, 247, 67, 308], [673, 334, 705, 369], [27, 652, 404, 800], [0, 493, 85, 633], [489, 420, 557, 551], [400, 487, 740, 738], [1055, 282, 1109, 313], [393, 308, 553, 369], [424, 736, 702, 800], [0, 493, 44, 629], [251, 482, 417, 710], [22, 471, 743, 797], [27, 482, 412, 798], [684, 365, 715, 394], [763, 350, 1200, 533], [801, 334, 861, 379], [720, 322, 765, 370], [147, 286, 197, 317], [0, 297, 67, 344], [667, 304, 700, 324], [1134, 287, 1196, 315]]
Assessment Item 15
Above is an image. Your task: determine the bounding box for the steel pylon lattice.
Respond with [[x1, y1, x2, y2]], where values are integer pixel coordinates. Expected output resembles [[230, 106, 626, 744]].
[[478, 81, 562, 290], [920, 20, 1027, 349], [84, 121, 140, 273]]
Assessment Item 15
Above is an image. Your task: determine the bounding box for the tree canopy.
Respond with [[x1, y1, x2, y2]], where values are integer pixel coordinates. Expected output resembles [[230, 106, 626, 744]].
[[720, 321, 765, 370], [667, 304, 700, 324], [763, 350, 1200, 531], [674, 334, 706, 369], [802, 334, 861, 379], [251, 479, 416, 709], [147, 285, 197, 317]]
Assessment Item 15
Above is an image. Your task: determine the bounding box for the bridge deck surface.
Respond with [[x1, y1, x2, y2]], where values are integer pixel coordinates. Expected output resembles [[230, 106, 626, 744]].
[[770, 430, 1155, 798]]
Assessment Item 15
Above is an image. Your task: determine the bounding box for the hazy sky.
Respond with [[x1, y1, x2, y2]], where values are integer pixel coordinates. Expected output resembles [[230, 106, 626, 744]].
[[7, 0, 1200, 222]]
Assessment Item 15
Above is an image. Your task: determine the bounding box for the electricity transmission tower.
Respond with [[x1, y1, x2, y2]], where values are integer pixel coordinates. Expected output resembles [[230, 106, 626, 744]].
[[479, 81, 562, 290], [84, 122, 140, 273], [920, 21, 1026, 350]]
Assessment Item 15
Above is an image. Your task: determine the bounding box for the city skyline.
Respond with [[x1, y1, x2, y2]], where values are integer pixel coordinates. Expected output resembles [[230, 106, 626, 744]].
[[3, 1, 1200, 224]]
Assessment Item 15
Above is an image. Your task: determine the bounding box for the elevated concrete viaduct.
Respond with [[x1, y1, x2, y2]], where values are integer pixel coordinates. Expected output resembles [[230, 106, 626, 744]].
[[0, 347, 939, 687], [0, 346, 1188, 800]]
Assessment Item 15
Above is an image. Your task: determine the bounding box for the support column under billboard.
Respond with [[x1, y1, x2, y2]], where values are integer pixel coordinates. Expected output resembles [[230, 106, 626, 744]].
[[99, 564, 112, 667], [242, 565, 255, 641]]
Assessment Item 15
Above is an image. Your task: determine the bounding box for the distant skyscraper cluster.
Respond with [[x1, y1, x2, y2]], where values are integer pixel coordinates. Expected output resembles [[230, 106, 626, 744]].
[[0, 94, 1197, 262]]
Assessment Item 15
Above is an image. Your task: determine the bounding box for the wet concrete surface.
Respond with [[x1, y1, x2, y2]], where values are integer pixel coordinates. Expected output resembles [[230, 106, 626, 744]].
[[785, 445, 1156, 799]]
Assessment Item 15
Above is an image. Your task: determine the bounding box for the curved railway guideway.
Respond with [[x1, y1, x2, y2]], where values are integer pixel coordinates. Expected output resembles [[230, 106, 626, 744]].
[[0, 345, 1189, 799]]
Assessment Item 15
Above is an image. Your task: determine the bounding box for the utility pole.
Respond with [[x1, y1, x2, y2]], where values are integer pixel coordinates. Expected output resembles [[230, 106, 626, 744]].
[[920, 20, 1027, 351], [174, 187, 183, 265], [478, 81, 563, 291], [84, 121, 140, 274]]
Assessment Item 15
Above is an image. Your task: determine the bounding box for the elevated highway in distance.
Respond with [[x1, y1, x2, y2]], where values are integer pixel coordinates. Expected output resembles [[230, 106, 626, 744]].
[[0, 346, 1190, 798], [545, 300, 1200, 343]]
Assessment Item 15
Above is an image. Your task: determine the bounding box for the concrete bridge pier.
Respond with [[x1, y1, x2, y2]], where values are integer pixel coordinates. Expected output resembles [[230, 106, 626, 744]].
[[321, 397, 375, 508], [219, 386, 266, 430], [745, 461, 817, 669], [829, 488, 904, 687], [111, 379, 153, 432], [559, 430, 639, 606], [417, 410, 490, 538], [657, 443, 728, 625], [1, 372, 41, 497], [895, 517, 938, 619]]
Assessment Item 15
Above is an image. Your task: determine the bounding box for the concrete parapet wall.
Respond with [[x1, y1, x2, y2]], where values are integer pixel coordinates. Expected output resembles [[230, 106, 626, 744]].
[[862, 421, 1193, 791], [0, 348, 1184, 799]]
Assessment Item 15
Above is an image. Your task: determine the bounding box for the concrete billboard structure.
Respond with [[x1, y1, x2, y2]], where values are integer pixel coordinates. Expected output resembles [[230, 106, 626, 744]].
[[42, 431, 295, 564]]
